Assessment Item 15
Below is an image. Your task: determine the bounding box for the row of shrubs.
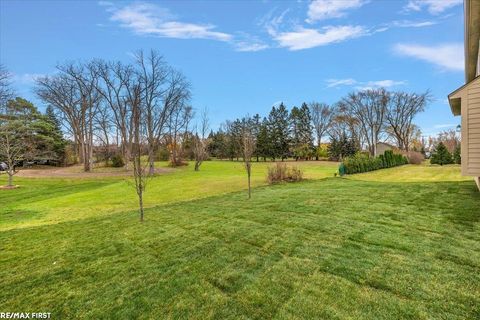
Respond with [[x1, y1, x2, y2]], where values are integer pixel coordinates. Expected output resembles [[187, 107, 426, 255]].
[[339, 150, 408, 175]]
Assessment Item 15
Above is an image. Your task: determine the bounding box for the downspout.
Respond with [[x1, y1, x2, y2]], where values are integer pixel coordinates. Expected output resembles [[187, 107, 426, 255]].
[[477, 39, 480, 78]]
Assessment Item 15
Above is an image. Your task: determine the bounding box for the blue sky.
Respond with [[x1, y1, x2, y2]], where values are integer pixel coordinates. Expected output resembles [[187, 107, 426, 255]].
[[0, 0, 465, 136]]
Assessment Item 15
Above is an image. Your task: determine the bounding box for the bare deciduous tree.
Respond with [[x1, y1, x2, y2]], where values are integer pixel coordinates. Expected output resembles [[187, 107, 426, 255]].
[[329, 107, 363, 150], [135, 50, 173, 175], [193, 108, 209, 171], [95, 60, 136, 170], [341, 88, 389, 156], [93, 103, 114, 166], [436, 128, 461, 153], [241, 119, 256, 199], [0, 121, 25, 187], [130, 83, 149, 221], [59, 62, 101, 172], [167, 103, 193, 166], [36, 73, 88, 168], [386, 91, 430, 151], [309, 102, 335, 147], [0, 65, 14, 112]]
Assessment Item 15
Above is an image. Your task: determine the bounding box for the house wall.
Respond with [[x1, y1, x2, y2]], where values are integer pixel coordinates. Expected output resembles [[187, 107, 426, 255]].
[[462, 77, 480, 176], [376, 143, 393, 155]]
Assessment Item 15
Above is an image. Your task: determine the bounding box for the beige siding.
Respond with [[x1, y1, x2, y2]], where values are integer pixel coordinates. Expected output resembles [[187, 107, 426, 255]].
[[467, 78, 480, 175]]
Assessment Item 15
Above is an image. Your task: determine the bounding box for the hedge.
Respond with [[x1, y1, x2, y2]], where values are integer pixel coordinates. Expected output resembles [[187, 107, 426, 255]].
[[340, 150, 408, 175]]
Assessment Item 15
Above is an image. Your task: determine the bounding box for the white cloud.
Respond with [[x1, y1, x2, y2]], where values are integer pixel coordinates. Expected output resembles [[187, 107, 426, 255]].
[[366, 80, 406, 87], [306, 0, 367, 22], [374, 27, 389, 33], [394, 43, 464, 71], [234, 41, 269, 52], [233, 33, 269, 52], [404, 0, 462, 15], [391, 20, 437, 27], [104, 2, 270, 52], [326, 78, 357, 88], [325, 78, 406, 89], [107, 2, 232, 42], [271, 25, 367, 50], [262, 9, 290, 37], [356, 80, 406, 90]]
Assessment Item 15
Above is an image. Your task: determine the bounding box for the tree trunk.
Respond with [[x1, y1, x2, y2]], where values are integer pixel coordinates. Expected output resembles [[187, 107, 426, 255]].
[[7, 171, 13, 187], [83, 141, 91, 172], [194, 161, 200, 171], [124, 146, 130, 171], [247, 167, 251, 199], [148, 146, 155, 175], [138, 190, 144, 222]]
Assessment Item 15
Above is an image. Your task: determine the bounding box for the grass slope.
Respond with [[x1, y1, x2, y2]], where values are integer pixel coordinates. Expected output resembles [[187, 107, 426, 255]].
[[0, 161, 338, 230], [0, 163, 479, 319]]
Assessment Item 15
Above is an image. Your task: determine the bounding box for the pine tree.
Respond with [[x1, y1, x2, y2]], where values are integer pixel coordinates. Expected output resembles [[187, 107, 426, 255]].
[[256, 118, 270, 161], [290, 103, 314, 160], [299, 104, 313, 141], [45, 105, 67, 164], [298, 103, 314, 157], [274, 103, 290, 160], [453, 145, 461, 164], [431, 142, 453, 166], [1, 97, 55, 186], [290, 106, 300, 144], [289, 106, 302, 159]]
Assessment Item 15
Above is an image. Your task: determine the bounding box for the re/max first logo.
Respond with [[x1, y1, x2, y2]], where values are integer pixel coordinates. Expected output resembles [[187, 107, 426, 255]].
[[0, 313, 51, 319]]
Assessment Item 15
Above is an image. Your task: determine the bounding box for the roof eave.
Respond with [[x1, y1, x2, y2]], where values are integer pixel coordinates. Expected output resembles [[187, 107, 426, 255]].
[[465, 0, 480, 82]]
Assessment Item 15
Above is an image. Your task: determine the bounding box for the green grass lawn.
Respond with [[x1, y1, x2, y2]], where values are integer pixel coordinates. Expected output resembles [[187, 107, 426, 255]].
[[0, 161, 339, 230], [0, 162, 479, 319]]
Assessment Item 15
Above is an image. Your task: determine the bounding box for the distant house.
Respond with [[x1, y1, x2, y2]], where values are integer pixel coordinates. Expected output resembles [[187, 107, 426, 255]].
[[376, 142, 395, 155], [448, 0, 480, 190]]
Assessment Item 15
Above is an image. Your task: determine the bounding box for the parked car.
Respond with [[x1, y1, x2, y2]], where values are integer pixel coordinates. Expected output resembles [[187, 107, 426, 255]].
[[0, 162, 7, 171]]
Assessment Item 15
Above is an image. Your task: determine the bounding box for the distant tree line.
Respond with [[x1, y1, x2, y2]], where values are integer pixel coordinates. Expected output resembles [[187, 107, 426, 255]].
[[2, 57, 433, 178], [208, 88, 431, 162]]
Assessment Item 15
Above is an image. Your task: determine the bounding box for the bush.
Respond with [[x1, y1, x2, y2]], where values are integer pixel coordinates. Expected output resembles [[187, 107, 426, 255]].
[[405, 151, 424, 165], [168, 160, 189, 167], [267, 163, 303, 184], [342, 153, 383, 174], [316, 145, 329, 159], [293, 144, 315, 160], [110, 154, 125, 168], [341, 150, 408, 175], [380, 150, 408, 168], [155, 147, 170, 161]]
